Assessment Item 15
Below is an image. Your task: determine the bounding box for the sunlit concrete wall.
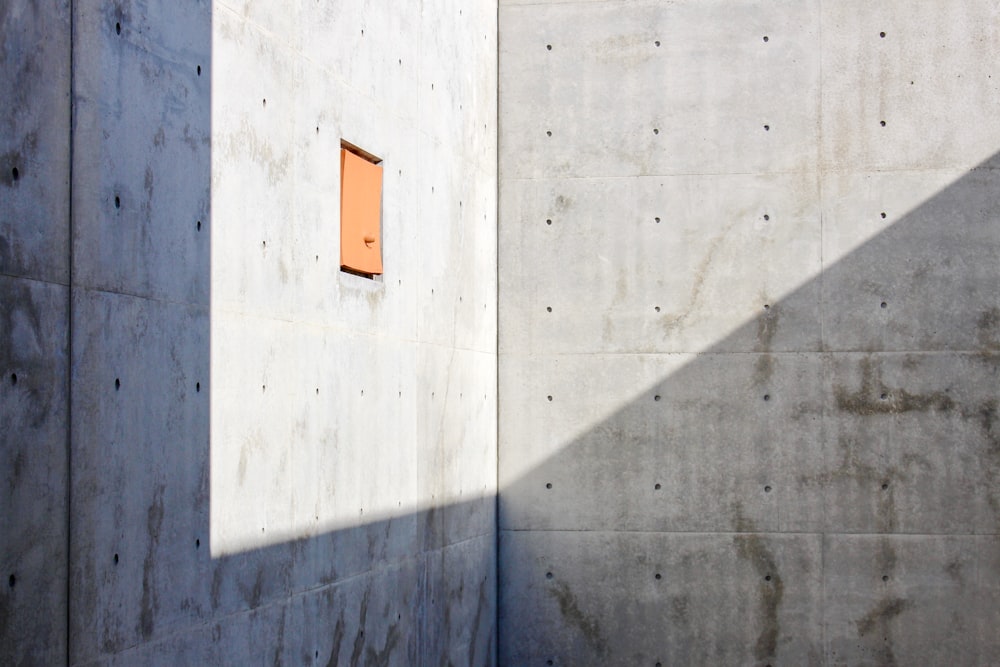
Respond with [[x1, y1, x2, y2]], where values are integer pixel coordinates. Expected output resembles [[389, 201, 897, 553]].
[[499, 1, 1000, 664], [2, 0, 497, 664]]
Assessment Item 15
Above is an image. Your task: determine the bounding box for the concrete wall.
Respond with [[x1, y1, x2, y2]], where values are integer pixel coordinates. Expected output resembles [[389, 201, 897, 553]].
[[1, 1, 72, 663], [3, 0, 497, 664], [499, 1, 1000, 664]]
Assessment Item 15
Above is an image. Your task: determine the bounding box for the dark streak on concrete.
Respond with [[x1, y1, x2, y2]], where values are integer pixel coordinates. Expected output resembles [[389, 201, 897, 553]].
[[547, 580, 607, 657], [834, 358, 956, 417], [326, 612, 346, 667], [978, 307, 1000, 351], [732, 505, 784, 662], [855, 597, 912, 638], [944, 558, 964, 584], [273, 607, 287, 667], [364, 622, 400, 667], [468, 578, 488, 667], [139, 484, 165, 639], [349, 587, 370, 667]]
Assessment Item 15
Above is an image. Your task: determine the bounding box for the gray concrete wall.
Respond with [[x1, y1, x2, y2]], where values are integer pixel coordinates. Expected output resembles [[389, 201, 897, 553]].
[[3, 1, 497, 664], [1, 1, 72, 663], [498, 1, 1000, 664]]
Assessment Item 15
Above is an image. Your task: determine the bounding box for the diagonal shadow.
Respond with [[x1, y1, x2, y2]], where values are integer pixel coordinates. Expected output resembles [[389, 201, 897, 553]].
[[498, 153, 1000, 665]]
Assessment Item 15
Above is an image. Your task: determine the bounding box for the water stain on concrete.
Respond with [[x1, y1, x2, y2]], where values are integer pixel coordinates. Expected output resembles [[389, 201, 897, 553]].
[[325, 612, 346, 667], [139, 484, 165, 639], [855, 596, 911, 637], [661, 223, 734, 336], [349, 588, 370, 666], [546, 580, 607, 657], [755, 303, 779, 354], [834, 357, 955, 417], [732, 505, 783, 662], [977, 307, 1000, 351]]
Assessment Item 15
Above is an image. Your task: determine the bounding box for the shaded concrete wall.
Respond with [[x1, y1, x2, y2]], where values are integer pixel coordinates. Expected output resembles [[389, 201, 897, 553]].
[[499, 1, 1000, 664], [1, 1, 72, 663], [3, 0, 497, 664]]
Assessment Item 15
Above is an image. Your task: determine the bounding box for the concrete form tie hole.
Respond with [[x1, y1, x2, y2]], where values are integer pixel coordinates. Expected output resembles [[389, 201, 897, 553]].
[[763, 394, 770, 401], [8, 574, 14, 588], [114, 553, 119, 565], [655, 306, 661, 312], [763, 214, 770, 221], [654, 483, 661, 490], [547, 395, 553, 401], [655, 40, 661, 47], [653, 128, 659, 135], [882, 575, 889, 582], [763, 124, 770, 131], [880, 31, 886, 38], [764, 485, 772, 493], [546, 44, 552, 51], [115, 378, 121, 391], [654, 573, 662, 580], [115, 22, 121, 35], [547, 661, 554, 666], [765, 574, 772, 581], [763, 35, 769, 42], [546, 482, 552, 489], [114, 196, 121, 209], [880, 120, 886, 127], [546, 218, 552, 225], [196, 220, 202, 231], [545, 572, 553, 579], [880, 211, 887, 219], [546, 130, 552, 137], [880, 301, 888, 309], [197, 65, 202, 76], [655, 217, 661, 223], [10, 373, 17, 385], [654, 394, 661, 402], [764, 304, 770, 311], [195, 538, 200, 549], [11, 167, 19, 181], [882, 482, 889, 490], [196, 382, 201, 393], [880, 393, 888, 400], [546, 306, 552, 312]]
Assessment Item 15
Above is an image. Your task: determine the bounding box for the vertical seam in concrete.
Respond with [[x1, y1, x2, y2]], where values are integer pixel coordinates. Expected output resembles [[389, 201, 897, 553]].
[[817, 2, 826, 659], [817, 0, 826, 352], [493, 4, 501, 664], [65, 0, 75, 664]]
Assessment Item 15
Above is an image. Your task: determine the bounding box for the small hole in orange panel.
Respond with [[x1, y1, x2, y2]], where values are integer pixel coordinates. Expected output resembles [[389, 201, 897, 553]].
[[340, 142, 383, 277]]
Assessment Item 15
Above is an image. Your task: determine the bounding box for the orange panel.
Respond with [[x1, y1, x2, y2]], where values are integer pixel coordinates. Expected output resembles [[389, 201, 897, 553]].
[[340, 148, 383, 275]]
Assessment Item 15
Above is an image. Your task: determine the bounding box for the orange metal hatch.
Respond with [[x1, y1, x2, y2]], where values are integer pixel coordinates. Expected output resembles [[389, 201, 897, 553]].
[[340, 147, 383, 276]]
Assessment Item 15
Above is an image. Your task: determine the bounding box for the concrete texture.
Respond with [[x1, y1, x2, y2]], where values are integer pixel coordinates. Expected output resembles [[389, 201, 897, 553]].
[[499, 0, 1000, 664], [1, 0, 71, 664], [4, 0, 496, 664], [7, 0, 1000, 664]]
